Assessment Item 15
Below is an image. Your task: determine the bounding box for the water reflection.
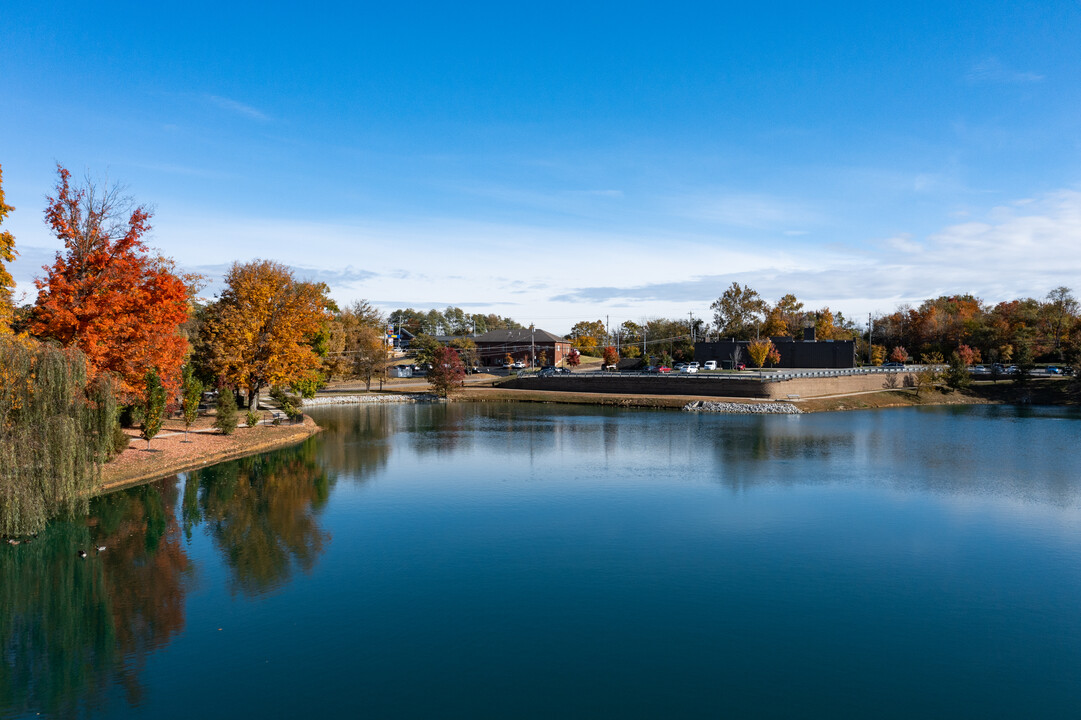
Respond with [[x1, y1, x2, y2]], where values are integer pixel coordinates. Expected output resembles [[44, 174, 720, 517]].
[[314, 405, 393, 480], [0, 478, 189, 716], [1, 441, 336, 717], [182, 439, 333, 597]]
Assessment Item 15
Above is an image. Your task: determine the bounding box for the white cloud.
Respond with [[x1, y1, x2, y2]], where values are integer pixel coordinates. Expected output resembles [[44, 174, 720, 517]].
[[678, 192, 818, 229], [11, 189, 1081, 335], [964, 57, 1044, 85], [203, 94, 270, 121]]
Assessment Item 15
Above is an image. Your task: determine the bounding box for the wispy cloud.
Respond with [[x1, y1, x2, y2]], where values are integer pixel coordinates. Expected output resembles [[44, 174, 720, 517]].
[[676, 192, 818, 230], [204, 94, 271, 121], [964, 57, 1044, 85]]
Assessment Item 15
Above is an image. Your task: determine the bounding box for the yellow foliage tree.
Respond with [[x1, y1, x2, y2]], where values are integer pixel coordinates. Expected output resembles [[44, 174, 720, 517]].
[[747, 338, 774, 368], [200, 260, 333, 409], [870, 344, 887, 366], [0, 165, 18, 335]]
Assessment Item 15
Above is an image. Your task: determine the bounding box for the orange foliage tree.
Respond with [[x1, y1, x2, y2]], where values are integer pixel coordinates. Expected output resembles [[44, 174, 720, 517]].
[[200, 259, 333, 409], [0, 165, 17, 335], [30, 166, 191, 401]]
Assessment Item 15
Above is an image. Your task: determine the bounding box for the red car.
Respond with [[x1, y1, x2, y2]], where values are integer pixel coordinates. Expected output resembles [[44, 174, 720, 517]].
[[657, 365, 671, 373]]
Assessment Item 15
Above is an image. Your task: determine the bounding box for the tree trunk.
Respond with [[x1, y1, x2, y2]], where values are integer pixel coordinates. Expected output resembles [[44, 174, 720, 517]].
[[247, 384, 261, 410]]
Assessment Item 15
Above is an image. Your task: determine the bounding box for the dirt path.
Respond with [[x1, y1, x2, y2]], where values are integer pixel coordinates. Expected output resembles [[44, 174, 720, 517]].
[[101, 414, 320, 492]]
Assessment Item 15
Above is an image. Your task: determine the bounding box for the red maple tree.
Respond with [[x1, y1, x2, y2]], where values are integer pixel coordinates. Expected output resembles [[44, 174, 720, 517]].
[[30, 165, 192, 401]]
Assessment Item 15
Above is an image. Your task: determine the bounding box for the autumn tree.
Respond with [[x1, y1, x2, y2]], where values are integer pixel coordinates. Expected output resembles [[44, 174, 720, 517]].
[[711, 282, 767, 340], [570, 319, 606, 356], [450, 337, 478, 369], [566, 348, 581, 368], [334, 300, 387, 391], [0, 165, 17, 335], [428, 346, 465, 398], [602, 345, 619, 368], [200, 260, 332, 409], [889, 346, 908, 364], [747, 338, 773, 368], [766, 343, 781, 367], [913, 351, 944, 397], [1045, 287, 1078, 359], [870, 345, 887, 366], [30, 166, 193, 401]]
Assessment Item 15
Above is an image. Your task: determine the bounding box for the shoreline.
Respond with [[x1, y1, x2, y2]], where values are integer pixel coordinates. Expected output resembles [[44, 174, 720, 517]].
[[96, 379, 1074, 494], [99, 415, 320, 493]]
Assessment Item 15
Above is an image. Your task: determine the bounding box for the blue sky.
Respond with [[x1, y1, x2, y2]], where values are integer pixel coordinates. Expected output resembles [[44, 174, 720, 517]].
[[3, 1, 1080, 333]]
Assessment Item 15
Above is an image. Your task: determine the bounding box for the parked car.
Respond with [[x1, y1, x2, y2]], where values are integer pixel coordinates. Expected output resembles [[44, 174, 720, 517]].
[[734, 363, 746, 371], [512, 361, 526, 369], [674, 363, 687, 371], [657, 365, 671, 373], [679, 365, 697, 373], [703, 361, 718, 370], [1047, 366, 1062, 375], [883, 362, 904, 368]]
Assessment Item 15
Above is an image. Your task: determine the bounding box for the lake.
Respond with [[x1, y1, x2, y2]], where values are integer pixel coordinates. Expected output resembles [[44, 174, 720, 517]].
[[3, 403, 1081, 718]]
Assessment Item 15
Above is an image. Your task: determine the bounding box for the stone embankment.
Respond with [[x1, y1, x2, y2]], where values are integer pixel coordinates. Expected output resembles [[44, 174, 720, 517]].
[[302, 393, 436, 406], [683, 401, 802, 414]]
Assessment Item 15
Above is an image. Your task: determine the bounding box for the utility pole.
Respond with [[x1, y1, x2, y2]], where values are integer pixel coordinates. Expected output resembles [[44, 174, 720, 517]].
[[530, 324, 535, 368], [868, 312, 873, 365], [689, 311, 694, 343]]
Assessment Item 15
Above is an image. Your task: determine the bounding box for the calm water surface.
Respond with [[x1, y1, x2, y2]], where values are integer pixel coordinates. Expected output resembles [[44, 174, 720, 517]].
[[3, 404, 1081, 718]]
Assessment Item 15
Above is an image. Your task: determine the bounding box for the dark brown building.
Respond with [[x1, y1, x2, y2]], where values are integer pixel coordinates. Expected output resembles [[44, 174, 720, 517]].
[[474, 328, 572, 367]]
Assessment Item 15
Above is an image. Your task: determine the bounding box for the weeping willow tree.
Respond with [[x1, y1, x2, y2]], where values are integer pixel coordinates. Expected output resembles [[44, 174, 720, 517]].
[[0, 338, 117, 536]]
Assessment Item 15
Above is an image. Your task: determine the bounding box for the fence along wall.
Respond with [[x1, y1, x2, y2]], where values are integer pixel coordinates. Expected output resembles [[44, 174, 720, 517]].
[[502, 371, 914, 400]]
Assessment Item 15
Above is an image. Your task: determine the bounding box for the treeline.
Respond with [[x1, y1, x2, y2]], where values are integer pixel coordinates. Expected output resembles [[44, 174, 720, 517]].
[[565, 283, 859, 362], [386, 306, 521, 337], [563, 282, 1081, 368]]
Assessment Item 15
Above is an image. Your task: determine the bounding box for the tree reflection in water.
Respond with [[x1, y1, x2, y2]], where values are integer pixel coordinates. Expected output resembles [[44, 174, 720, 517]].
[[183, 439, 333, 596], [313, 404, 393, 481], [0, 478, 189, 715]]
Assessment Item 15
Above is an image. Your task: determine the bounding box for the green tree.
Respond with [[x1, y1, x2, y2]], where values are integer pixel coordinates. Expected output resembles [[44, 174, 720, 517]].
[[710, 282, 767, 340], [181, 363, 203, 438], [411, 333, 442, 367], [945, 351, 972, 389], [0, 338, 117, 535], [213, 387, 238, 435], [141, 368, 166, 449], [1014, 343, 1035, 385]]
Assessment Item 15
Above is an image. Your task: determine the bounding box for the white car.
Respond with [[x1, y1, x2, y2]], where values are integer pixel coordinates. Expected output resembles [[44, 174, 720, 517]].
[[703, 361, 717, 370], [680, 365, 698, 373]]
